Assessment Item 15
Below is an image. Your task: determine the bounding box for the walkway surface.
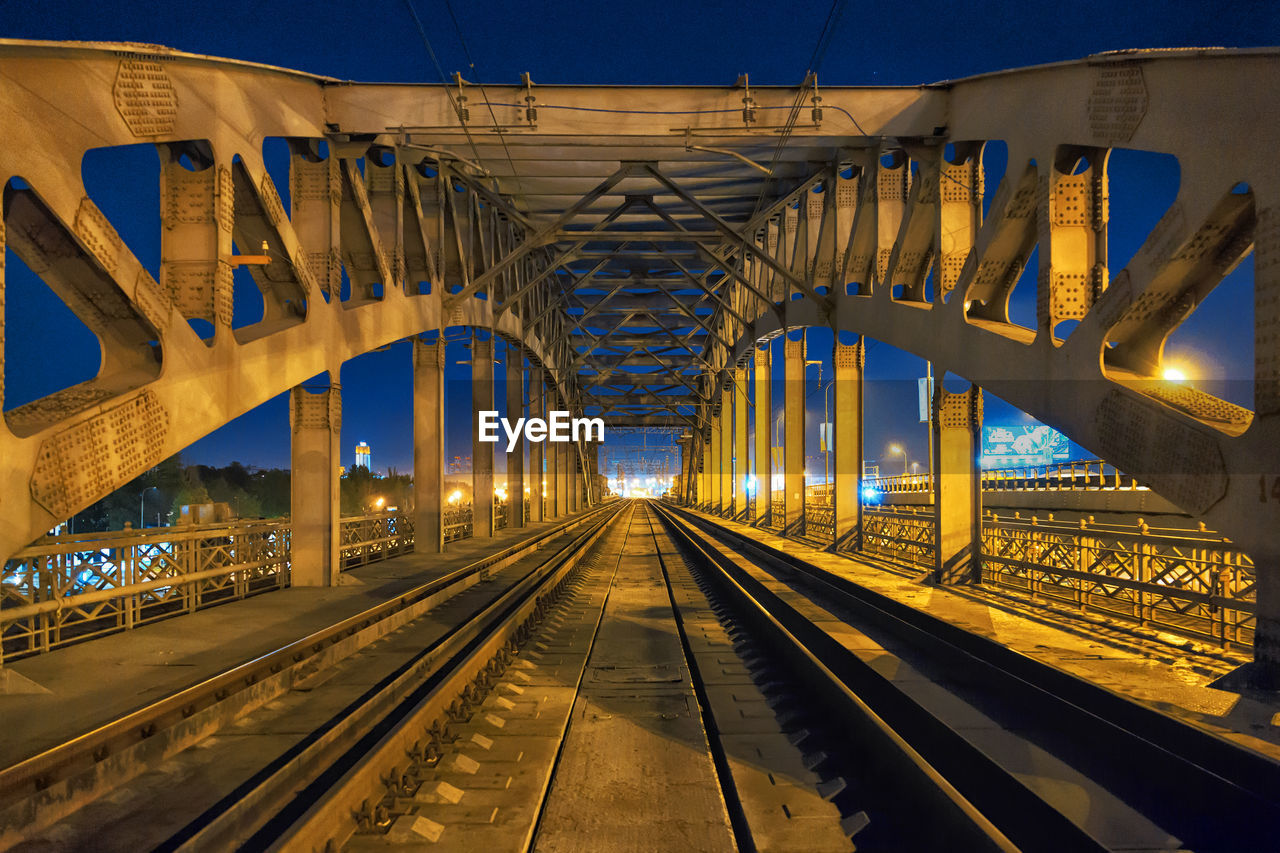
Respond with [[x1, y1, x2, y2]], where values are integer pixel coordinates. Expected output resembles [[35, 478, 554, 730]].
[[0, 510, 600, 769], [684, 507, 1280, 765]]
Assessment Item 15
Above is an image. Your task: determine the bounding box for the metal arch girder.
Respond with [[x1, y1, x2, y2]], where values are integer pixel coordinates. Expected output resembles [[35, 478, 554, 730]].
[[1, 41, 1279, 569]]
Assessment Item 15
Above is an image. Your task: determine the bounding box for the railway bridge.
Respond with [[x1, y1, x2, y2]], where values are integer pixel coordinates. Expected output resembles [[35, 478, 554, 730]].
[[1, 41, 1279, 852]]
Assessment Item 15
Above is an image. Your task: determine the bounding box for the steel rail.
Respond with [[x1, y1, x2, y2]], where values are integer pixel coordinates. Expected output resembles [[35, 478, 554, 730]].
[[238, 502, 626, 852], [651, 502, 1024, 852], [659, 503, 1280, 853], [0, 503, 616, 845]]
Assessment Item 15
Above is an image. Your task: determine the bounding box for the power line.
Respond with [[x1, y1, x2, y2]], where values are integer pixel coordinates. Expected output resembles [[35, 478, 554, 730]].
[[399, 0, 500, 194], [440, 0, 525, 195]]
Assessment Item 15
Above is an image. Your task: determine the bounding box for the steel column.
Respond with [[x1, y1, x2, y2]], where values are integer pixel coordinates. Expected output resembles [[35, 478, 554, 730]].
[[709, 413, 722, 513], [290, 383, 341, 586], [720, 385, 733, 516], [753, 345, 771, 524], [733, 367, 749, 520], [556, 402, 569, 517], [506, 342, 526, 528], [547, 432, 560, 518], [570, 445, 580, 513], [833, 339, 865, 549], [472, 334, 495, 539], [932, 385, 982, 584], [413, 339, 446, 553], [528, 367, 545, 523], [784, 335, 806, 536]]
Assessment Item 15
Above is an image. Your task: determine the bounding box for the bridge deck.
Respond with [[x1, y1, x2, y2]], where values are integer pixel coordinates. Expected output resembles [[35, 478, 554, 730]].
[[6, 506, 1278, 781], [4, 502, 1280, 849], [682, 507, 1280, 765], [0, 508, 600, 769]]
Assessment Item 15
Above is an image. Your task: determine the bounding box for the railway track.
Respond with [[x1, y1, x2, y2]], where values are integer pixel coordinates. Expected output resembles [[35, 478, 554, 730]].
[[655, 502, 1280, 853], [1, 504, 620, 851], [6, 499, 1276, 852]]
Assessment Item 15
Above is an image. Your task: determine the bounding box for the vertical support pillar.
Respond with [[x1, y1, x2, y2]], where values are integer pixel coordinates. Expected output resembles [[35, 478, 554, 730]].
[[678, 438, 688, 503], [753, 345, 771, 524], [709, 412, 722, 512], [548, 387, 560, 517], [702, 430, 712, 507], [932, 384, 982, 584], [570, 445, 580, 513], [733, 366, 749, 521], [472, 333, 494, 539], [691, 434, 699, 506], [585, 445, 596, 506], [506, 343, 526, 528], [784, 334, 806, 535], [555, 396, 569, 517], [160, 146, 234, 338], [413, 339, 445, 553], [1255, 565, 1280, 682], [720, 384, 733, 516], [833, 338, 865, 549], [290, 383, 341, 586], [528, 367, 545, 523], [546, 439, 559, 518]]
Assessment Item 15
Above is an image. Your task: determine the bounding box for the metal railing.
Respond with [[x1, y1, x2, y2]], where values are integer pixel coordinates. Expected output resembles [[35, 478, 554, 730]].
[[444, 508, 472, 542], [980, 460, 1144, 492], [864, 460, 1145, 496], [2, 510, 433, 661], [2, 520, 290, 660], [861, 505, 936, 568], [339, 512, 414, 568], [841, 502, 1256, 648], [982, 512, 1254, 647], [865, 472, 933, 494], [805, 504, 834, 540], [769, 496, 785, 530]]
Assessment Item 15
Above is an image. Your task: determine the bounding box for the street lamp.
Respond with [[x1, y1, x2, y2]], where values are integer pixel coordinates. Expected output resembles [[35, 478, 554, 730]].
[[140, 485, 159, 529], [887, 443, 908, 476]]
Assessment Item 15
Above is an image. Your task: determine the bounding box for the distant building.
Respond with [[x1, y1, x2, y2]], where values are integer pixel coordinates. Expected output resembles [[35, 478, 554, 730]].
[[355, 441, 372, 471]]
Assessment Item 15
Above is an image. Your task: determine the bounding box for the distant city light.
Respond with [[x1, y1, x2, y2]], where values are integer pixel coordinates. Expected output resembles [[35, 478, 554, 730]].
[[448, 490, 463, 505]]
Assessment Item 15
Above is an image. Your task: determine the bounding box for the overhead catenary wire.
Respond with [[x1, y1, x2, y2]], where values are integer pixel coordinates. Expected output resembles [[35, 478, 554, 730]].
[[399, 0, 490, 179], [440, 0, 525, 195], [706, 0, 850, 411]]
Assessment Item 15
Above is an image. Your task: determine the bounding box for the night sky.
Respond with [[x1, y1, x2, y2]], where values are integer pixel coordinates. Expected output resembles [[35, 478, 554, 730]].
[[1, 0, 1275, 483]]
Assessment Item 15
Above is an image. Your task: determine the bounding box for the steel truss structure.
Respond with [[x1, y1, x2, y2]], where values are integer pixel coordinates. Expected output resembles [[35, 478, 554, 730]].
[[0, 41, 1278, 659]]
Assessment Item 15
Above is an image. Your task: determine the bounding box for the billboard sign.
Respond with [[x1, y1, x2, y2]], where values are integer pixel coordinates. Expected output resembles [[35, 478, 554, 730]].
[[981, 423, 1071, 469]]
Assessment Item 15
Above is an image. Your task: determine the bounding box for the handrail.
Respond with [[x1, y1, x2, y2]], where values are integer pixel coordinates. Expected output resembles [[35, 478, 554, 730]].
[[861, 460, 1147, 494]]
